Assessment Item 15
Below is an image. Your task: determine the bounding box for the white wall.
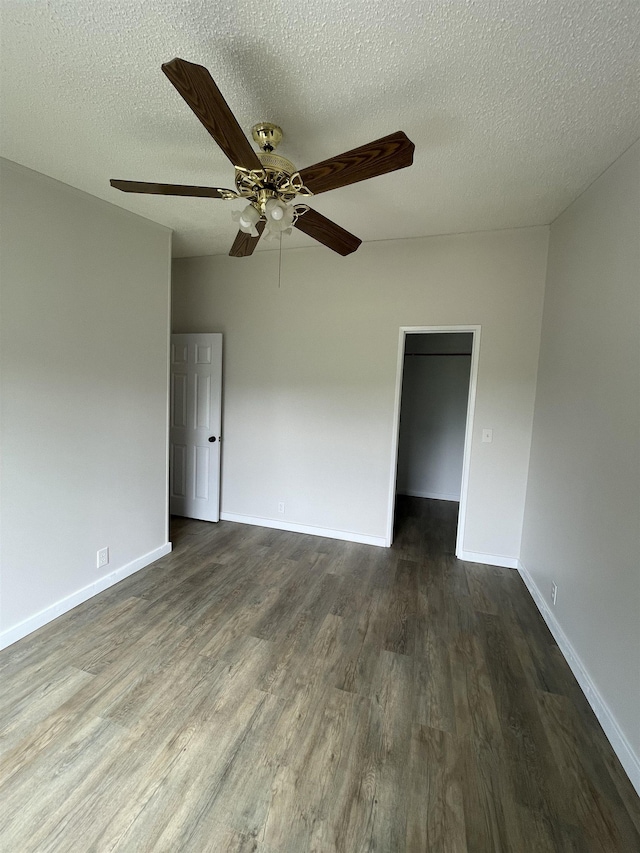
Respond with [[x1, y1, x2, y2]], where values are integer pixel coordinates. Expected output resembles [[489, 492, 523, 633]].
[[0, 159, 172, 646], [520, 140, 640, 790], [172, 226, 548, 560]]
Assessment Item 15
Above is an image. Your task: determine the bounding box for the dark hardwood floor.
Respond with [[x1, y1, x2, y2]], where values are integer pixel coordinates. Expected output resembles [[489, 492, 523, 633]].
[[1, 497, 638, 851]]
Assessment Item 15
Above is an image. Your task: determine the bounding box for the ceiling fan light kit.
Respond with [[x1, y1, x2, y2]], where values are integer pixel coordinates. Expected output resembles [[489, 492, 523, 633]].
[[225, 122, 313, 241], [110, 58, 415, 257]]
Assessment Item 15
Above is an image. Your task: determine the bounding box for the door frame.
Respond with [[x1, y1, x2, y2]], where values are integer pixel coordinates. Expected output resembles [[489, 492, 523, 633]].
[[385, 325, 481, 552]]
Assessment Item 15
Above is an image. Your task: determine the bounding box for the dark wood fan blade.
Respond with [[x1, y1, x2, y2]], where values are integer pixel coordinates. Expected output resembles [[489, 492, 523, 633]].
[[162, 58, 262, 171], [229, 220, 265, 257], [110, 180, 233, 198], [299, 131, 414, 195], [294, 208, 361, 256]]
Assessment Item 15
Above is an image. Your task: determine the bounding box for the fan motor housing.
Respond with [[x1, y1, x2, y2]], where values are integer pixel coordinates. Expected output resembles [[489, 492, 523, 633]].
[[258, 151, 295, 178]]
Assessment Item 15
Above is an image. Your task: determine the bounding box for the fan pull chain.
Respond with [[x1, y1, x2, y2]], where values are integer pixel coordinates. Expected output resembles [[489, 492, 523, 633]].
[[278, 231, 283, 289]]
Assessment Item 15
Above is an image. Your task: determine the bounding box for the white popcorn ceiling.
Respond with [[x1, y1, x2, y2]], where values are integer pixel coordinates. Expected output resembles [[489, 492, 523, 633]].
[[1, 0, 639, 257]]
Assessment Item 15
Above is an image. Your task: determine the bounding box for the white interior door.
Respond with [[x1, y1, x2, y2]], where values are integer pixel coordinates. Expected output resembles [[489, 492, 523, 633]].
[[170, 333, 222, 522]]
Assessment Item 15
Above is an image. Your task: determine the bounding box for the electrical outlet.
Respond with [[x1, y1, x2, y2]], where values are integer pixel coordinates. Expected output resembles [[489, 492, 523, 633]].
[[278, 502, 285, 514], [97, 547, 109, 569], [551, 582, 558, 606]]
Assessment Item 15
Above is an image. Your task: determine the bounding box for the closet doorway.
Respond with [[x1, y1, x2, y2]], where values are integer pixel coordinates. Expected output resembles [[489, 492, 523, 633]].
[[386, 326, 480, 552]]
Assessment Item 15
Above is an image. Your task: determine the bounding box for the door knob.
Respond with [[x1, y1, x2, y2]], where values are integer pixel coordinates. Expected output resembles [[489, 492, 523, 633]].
[[208, 436, 217, 442]]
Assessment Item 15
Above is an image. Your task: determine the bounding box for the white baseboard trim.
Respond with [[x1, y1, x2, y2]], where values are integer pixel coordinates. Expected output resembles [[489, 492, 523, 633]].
[[0, 543, 172, 651], [457, 549, 519, 569], [219, 512, 387, 548], [517, 559, 640, 797], [399, 489, 460, 502]]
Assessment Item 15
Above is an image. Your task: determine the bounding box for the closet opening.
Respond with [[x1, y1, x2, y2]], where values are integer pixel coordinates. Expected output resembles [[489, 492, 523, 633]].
[[386, 326, 480, 551]]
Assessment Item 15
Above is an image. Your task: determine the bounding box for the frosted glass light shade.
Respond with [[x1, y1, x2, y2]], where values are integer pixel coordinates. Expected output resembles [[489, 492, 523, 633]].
[[265, 200, 295, 233], [232, 204, 261, 235], [265, 198, 284, 221]]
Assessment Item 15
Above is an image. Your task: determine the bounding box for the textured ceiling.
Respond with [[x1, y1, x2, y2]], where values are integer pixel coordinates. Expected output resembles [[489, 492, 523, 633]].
[[1, 0, 639, 257]]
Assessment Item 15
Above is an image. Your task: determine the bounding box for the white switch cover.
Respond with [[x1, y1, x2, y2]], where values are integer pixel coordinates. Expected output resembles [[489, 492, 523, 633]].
[[482, 429, 493, 443]]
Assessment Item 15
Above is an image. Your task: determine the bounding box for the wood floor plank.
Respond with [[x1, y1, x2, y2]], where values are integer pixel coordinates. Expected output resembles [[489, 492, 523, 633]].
[[260, 687, 363, 852], [405, 722, 466, 852], [0, 665, 95, 756], [477, 612, 574, 827], [413, 557, 457, 733], [138, 692, 282, 852], [1, 715, 127, 849], [334, 586, 390, 696], [536, 690, 640, 852], [1, 496, 638, 852], [465, 563, 500, 615], [382, 558, 417, 655], [341, 649, 414, 852], [413, 651, 456, 734]]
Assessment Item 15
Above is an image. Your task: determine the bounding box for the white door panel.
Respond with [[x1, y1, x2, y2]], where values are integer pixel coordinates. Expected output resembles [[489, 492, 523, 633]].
[[170, 333, 222, 522]]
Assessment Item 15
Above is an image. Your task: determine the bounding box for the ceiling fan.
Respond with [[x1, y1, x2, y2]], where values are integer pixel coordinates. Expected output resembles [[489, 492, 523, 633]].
[[110, 58, 415, 257]]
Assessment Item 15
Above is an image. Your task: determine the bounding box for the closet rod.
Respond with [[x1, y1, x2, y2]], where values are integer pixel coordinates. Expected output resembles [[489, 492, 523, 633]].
[[404, 352, 471, 357]]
